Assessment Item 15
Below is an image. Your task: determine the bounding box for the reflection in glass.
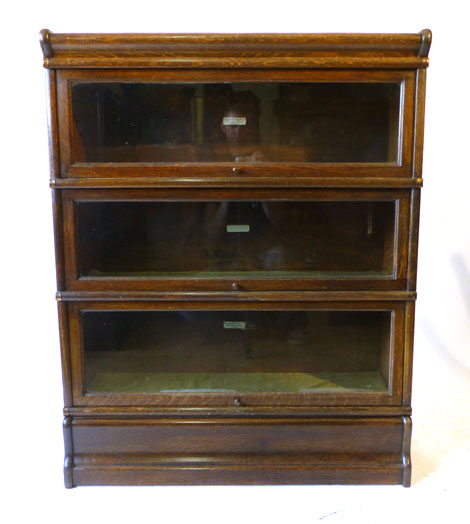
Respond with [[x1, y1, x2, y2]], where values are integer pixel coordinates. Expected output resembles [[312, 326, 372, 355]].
[[82, 310, 391, 394], [77, 201, 396, 278], [72, 82, 401, 164]]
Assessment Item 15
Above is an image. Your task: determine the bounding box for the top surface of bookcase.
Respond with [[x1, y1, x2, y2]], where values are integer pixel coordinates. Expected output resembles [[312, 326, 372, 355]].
[[40, 29, 431, 69]]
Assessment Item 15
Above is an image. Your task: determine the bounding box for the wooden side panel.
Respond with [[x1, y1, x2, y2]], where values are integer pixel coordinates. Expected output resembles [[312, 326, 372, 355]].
[[57, 302, 73, 406], [407, 188, 421, 291], [403, 301, 416, 406], [63, 416, 74, 488], [412, 69, 428, 179]]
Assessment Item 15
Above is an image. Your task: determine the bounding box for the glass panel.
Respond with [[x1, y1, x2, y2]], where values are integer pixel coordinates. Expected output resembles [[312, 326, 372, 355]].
[[72, 82, 401, 164], [82, 310, 391, 394], [77, 201, 396, 278]]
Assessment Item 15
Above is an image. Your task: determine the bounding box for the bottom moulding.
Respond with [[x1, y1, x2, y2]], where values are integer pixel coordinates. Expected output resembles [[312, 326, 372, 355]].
[[64, 415, 412, 487]]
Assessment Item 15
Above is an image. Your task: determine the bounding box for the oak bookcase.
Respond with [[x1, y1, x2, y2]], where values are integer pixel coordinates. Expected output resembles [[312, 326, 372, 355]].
[[40, 29, 431, 487]]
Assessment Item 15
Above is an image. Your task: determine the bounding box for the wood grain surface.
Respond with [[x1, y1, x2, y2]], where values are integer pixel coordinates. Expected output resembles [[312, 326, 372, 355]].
[[41, 30, 430, 487]]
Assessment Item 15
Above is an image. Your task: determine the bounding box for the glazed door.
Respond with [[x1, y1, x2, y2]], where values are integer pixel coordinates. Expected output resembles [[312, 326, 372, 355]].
[[63, 188, 410, 291], [56, 69, 416, 179], [68, 300, 405, 407]]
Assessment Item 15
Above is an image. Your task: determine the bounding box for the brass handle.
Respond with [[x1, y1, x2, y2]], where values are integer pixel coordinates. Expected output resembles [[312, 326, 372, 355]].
[[233, 398, 241, 407], [232, 282, 240, 291], [232, 167, 242, 175]]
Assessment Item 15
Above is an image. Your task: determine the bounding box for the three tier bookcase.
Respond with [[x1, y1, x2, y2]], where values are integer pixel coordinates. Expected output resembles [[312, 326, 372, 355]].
[[40, 29, 431, 487]]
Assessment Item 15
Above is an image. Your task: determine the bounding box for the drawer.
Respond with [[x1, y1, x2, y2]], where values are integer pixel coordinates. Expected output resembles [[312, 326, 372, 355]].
[[67, 299, 406, 407], [62, 188, 411, 292], [68, 416, 411, 486]]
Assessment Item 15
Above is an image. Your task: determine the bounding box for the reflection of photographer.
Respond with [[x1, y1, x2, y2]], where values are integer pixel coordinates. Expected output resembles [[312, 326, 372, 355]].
[[203, 93, 289, 268], [220, 92, 265, 162], [202, 200, 289, 271]]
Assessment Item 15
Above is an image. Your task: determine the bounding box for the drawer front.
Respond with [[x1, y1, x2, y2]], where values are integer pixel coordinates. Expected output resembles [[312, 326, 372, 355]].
[[62, 188, 410, 292], [69, 416, 410, 486], [67, 300, 406, 407]]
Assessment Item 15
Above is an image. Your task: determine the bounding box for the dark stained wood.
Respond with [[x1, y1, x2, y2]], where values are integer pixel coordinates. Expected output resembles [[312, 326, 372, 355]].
[[407, 188, 421, 291], [59, 187, 410, 293], [401, 71, 417, 173], [61, 187, 411, 200], [403, 301, 416, 407], [55, 66, 415, 80], [51, 177, 424, 189], [55, 68, 416, 179], [418, 29, 432, 58], [51, 189, 65, 289], [40, 29, 53, 58], [45, 69, 60, 179], [47, 56, 429, 70], [402, 415, 412, 487], [65, 164, 414, 180], [63, 416, 74, 488], [42, 31, 430, 487], [58, 290, 417, 301], [40, 30, 430, 69], [65, 405, 413, 417], [58, 302, 73, 406], [65, 280, 411, 293], [69, 416, 408, 486], [55, 71, 71, 177], [413, 69, 428, 179], [72, 465, 405, 486], [66, 299, 406, 408], [46, 69, 67, 290]]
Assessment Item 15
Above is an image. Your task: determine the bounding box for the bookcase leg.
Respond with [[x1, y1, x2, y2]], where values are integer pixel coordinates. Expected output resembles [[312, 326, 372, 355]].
[[63, 416, 74, 489], [402, 416, 412, 487]]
